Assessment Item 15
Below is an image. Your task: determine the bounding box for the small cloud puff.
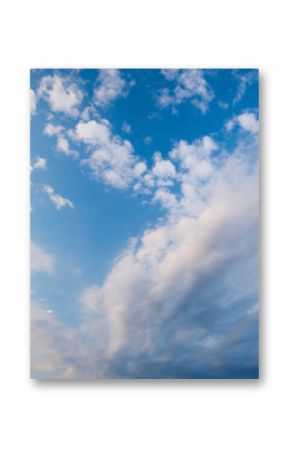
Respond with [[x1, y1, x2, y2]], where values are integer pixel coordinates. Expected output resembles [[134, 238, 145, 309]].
[[31, 157, 47, 171], [94, 69, 127, 106], [226, 112, 259, 134], [38, 74, 83, 117]]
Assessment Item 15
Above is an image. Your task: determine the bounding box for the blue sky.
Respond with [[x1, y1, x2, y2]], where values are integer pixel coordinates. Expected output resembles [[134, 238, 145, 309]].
[[30, 69, 259, 379]]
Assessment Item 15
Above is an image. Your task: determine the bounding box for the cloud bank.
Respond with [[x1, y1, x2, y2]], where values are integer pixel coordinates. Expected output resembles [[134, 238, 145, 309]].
[[31, 126, 259, 379]]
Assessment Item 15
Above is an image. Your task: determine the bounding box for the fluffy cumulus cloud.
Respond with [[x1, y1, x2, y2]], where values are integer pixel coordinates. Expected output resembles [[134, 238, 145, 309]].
[[158, 69, 214, 113], [38, 74, 83, 116], [135, 152, 178, 196], [152, 152, 176, 179], [147, 136, 218, 214], [43, 185, 74, 210], [94, 69, 126, 106], [71, 119, 147, 189], [31, 242, 54, 274], [226, 112, 259, 133], [31, 125, 259, 379]]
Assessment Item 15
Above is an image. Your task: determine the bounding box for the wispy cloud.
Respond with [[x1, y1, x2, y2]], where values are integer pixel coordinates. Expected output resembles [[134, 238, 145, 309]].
[[233, 70, 258, 105], [44, 123, 64, 136], [31, 242, 55, 274], [56, 136, 79, 158], [31, 157, 47, 171], [43, 185, 74, 210], [158, 69, 214, 113], [44, 123, 78, 157]]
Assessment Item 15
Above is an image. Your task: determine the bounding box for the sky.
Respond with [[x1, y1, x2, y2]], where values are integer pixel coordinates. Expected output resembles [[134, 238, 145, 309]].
[[30, 68, 259, 379]]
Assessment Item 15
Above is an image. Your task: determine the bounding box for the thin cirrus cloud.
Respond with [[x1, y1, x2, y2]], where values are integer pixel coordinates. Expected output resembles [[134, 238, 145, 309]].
[[233, 69, 258, 105], [43, 185, 74, 210]]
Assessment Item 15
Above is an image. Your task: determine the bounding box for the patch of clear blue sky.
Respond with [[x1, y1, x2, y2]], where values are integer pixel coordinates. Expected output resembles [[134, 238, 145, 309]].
[[30, 68, 258, 326]]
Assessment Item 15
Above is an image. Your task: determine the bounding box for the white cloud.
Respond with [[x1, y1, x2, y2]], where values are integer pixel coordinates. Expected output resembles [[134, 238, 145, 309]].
[[72, 119, 111, 146], [153, 188, 178, 210], [131, 152, 177, 196], [30, 89, 37, 115], [31, 157, 46, 171], [152, 152, 176, 179], [94, 69, 126, 106], [44, 123, 64, 136], [31, 242, 54, 274], [43, 185, 74, 210], [80, 285, 101, 314], [233, 70, 257, 104], [236, 112, 259, 133], [226, 112, 259, 133], [80, 105, 97, 121], [161, 69, 180, 80], [79, 142, 258, 366], [31, 130, 259, 378], [38, 75, 83, 116], [133, 161, 147, 177], [44, 123, 78, 158], [148, 137, 216, 214], [31, 302, 77, 379], [72, 119, 147, 189], [56, 136, 79, 158], [158, 69, 214, 113], [170, 136, 216, 183]]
